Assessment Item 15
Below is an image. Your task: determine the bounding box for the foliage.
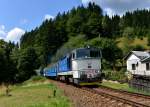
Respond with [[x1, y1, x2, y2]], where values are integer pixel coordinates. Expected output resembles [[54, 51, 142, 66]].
[[147, 35, 150, 46], [51, 35, 86, 62], [28, 76, 47, 82], [123, 27, 135, 39], [103, 69, 128, 82], [132, 44, 145, 51], [88, 38, 123, 71], [16, 47, 40, 82], [0, 40, 17, 84]]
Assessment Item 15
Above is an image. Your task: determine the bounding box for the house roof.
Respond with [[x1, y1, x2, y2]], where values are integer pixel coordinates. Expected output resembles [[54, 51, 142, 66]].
[[141, 56, 150, 63], [124, 51, 150, 60]]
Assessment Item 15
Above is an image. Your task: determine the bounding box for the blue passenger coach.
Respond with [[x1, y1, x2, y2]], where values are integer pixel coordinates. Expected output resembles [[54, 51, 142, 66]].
[[58, 55, 71, 72], [44, 64, 57, 77]]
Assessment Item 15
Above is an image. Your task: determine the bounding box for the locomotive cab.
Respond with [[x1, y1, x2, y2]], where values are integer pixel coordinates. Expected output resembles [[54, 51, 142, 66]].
[[71, 47, 102, 85]]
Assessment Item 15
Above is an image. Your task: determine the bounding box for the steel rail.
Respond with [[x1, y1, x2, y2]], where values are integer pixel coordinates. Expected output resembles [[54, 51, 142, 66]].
[[82, 87, 150, 107], [98, 86, 150, 100]]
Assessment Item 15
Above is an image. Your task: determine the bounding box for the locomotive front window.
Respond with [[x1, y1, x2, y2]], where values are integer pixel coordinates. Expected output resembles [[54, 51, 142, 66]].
[[76, 49, 101, 58], [76, 49, 89, 58], [90, 51, 100, 58]]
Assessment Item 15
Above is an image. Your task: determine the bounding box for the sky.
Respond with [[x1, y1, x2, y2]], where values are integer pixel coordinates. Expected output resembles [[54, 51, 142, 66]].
[[0, 0, 150, 43]]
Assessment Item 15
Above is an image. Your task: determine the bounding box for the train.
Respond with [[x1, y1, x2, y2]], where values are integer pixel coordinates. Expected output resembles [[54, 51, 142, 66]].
[[43, 47, 103, 85]]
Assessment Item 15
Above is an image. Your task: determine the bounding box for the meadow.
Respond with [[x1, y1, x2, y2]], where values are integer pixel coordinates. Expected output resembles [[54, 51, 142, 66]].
[[0, 79, 71, 107]]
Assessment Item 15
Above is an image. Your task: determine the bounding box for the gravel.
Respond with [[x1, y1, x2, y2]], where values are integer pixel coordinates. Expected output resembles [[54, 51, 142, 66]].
[[49, 80, 132, 107]]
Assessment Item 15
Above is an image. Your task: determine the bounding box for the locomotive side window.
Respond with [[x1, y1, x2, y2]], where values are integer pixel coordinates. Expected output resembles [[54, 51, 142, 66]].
[[132, 64, 136, 70], [146, 63, 150, 70]]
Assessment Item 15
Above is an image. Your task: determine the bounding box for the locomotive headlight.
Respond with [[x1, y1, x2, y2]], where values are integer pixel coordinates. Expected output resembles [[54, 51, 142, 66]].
[[95, 70, 99, 73], [80, 71, 84, 75]]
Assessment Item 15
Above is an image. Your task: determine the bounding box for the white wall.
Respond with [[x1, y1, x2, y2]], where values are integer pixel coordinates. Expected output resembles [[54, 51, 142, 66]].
[[127, 54, 150, 76], [127, 54, 140, 71]]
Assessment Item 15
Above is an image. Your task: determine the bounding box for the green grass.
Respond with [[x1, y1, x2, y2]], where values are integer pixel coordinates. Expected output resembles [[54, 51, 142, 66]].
[[101, 81, 150, 96], [0, 81, 71, 107]]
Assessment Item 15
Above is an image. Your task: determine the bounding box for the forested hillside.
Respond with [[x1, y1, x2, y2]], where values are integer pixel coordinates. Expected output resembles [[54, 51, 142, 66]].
[[1, 3, 150, 84], [20, 3, 150, 67]]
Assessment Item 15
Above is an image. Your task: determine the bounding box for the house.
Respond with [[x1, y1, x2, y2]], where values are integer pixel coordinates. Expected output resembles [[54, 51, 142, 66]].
[[124, 51, 150, 76]]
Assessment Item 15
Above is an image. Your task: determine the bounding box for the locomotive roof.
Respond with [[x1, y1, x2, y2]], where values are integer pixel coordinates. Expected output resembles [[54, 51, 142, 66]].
[[71, 47, 101, 52]]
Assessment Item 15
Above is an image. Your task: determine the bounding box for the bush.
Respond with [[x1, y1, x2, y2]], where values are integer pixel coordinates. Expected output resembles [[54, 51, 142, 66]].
[[103, 69, 128, 83], [147, 36, 150, 46], [133, 45, 145, 51], [30, 76, 46, 82], [24, 76, 47, 85]]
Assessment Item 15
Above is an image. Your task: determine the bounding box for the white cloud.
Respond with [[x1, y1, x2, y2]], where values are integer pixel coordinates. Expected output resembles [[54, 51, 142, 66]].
[[104, 8, 116, 17], [0, 25, 25, 43], [20, 19, 28, 25], [44, 14, 54, 20], [0, 25, 6, 40], [0, 25, 5, 30], [5, 27, 25, 43], [81, 0, 150, 17]]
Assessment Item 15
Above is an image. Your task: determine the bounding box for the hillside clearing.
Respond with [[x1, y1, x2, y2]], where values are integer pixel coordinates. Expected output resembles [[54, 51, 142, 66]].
[[117, 37, 149, 50]]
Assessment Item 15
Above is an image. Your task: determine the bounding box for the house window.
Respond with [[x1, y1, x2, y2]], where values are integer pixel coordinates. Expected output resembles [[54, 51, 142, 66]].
[[146, 63, 150, 70], [132, 64, 136, 70]]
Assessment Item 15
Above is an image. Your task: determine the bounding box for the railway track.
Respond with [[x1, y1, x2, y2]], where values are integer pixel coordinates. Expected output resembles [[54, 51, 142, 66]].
[[82, 86, 150, 107], [98, 86, 150, 100], [50, 80, 150, 107]]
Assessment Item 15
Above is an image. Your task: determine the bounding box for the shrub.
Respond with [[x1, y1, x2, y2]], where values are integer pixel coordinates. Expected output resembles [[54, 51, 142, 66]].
[[24, 76, 47, 85], [133, 45, 145, 51], [147, 36, 150, 46], [30, 76, 46, 82], [103, 69, 128, 83]]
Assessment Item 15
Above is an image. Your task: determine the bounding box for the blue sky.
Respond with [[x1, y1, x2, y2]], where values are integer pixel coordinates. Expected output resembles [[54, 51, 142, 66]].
[[0, 0, 82, 42], [0, 0, 150, 43], [0, 0, 81, 31]]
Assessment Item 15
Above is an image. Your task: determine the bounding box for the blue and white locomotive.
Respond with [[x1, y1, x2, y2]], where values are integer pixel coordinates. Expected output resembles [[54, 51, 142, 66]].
[[44, 47, 102, 85]]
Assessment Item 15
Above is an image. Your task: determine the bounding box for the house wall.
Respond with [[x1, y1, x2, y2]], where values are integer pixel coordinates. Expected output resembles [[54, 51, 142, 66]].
[[127, 54, 150, 76], [140, 63, 150, 75], [127, 54, 140, 71]]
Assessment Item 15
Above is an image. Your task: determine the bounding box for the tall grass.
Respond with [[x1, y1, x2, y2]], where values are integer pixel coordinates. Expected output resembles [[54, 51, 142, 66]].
[[0, 78, 71, 107]]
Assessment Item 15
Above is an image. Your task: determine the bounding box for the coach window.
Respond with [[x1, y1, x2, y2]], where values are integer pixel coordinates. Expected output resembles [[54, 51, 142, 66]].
[[132, 64, 136, 70], [146, 63, 150, 70]]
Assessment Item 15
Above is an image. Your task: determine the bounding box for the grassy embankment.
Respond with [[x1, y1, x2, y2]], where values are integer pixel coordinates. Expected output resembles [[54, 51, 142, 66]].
[[101, 80, 150, 95], [0, 76, 71, 107]]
